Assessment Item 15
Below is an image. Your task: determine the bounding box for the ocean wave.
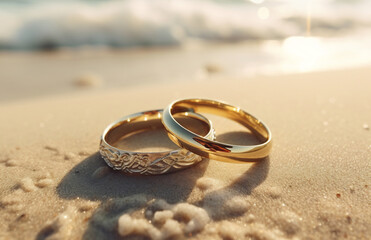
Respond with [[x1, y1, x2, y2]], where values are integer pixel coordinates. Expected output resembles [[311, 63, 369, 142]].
[[0, 0, 369, 50]]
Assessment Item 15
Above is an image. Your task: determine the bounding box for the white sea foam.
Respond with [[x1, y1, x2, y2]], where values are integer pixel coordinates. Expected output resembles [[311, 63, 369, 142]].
[[0, 0, 369, 50]]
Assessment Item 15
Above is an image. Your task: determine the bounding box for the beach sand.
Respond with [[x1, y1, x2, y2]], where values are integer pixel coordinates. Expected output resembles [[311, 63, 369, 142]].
[[0, 58, 370, 239]]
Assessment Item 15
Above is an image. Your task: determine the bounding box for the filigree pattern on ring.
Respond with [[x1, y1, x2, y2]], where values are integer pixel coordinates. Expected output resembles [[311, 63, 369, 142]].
[[99, 142, 202, 175]]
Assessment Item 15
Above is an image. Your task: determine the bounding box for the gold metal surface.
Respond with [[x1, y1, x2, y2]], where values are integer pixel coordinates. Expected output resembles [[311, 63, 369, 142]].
[[162, 99, 272, 163]]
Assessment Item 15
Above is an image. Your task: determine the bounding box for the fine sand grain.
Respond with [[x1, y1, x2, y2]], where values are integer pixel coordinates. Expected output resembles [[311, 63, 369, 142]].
[[0, 66, 370, 240]]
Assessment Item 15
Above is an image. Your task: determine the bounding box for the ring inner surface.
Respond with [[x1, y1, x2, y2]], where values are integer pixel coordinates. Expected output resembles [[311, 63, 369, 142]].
[[172, 100, 269, 143], [105, 113, 211, 152]]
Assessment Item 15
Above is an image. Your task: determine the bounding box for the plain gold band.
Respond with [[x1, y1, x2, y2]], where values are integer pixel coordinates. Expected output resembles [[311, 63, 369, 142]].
[[162, 99, 272, 163]]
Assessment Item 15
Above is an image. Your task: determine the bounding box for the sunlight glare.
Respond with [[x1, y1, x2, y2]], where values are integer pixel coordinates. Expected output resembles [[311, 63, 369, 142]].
[[257, 7, 270, 20], [249, 0, 264, 4], [282, 36, 324, 72], [306, 0, 312, 36]]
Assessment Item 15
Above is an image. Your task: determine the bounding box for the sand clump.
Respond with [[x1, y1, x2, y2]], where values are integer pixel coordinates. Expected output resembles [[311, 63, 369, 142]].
[[196, 177, 222, 191], [0, 156, 9, 163], [5, 159, 18, 167], [115, 197, 210, 239], [36, 171, 52, 180], [19, 177, 38, 192], [223, 196, 250, 216], [78, 150, 91, 156], [17, 174, 55, 193], [1, 194, 22, 207], [35, 178, 54, 188], [118, 214, 161, 239], [244, 223, 291, 240], [172, 203, 210, 233], [0, 189, 24, 213], [204, 221, 292, 240], [78, 201, 99, 212], [196, 177, 252, 218], [217, 221, 245, 239], [160, 219, 183, 239], [315, 198, 355, 237], [202, 189, 251, 219], [153, 210, 174, 224], [274, 210, 303, 236], [64, 152, 77, 161]]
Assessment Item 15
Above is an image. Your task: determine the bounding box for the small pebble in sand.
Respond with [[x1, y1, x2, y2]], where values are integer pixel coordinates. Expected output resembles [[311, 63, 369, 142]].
[[153, 210, 174, 224], [79, 201, 98, 212], [196, 177, 221, 191], [36, 171, 52, 180], [363, 123, 369, 130], [78, 150, 90, 156], [173, 203, 210, 233], [5, 159, 18, 167], [36, 178, 54, 188], [64, 152, 76, 160], [161, 219, 182, 239], [336, 193, 341, 198], [346, 215, 352, 224], [16, 213, 28, 222], [349, 186, 355, 193], [92, 166, 110, 179], [73, 73, 102, 88], [44, 145, 59, 154], [19, 177, 38, 192], [204, 63, 222, 74]]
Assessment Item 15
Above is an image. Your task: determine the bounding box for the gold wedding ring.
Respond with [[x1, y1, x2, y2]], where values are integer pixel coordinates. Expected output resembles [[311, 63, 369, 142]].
[[100, 109, 215, 174], [162, 99, 272, 163]]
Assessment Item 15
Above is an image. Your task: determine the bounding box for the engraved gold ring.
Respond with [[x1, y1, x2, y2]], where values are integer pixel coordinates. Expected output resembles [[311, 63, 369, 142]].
[[99, 109, 215, 174], [162, 99, 272, 163]]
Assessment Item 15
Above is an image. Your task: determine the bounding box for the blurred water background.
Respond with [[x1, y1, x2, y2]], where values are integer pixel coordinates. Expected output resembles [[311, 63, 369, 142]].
[[1, 0, 370, 49], [0, 0, 370, 101]]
